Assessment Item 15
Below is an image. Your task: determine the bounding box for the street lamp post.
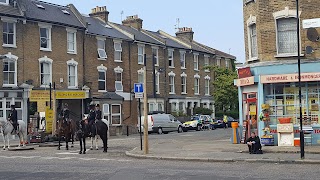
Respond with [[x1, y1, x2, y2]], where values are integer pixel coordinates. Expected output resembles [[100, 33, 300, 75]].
[[296, 0, 305, 159]]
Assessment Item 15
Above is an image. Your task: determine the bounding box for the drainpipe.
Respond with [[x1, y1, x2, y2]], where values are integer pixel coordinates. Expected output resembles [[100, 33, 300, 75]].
[[163, 47, 168, 113], [82, 30, 86, 115]]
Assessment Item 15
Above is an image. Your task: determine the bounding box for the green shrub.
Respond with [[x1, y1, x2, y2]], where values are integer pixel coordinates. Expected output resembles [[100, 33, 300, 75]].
[[215, 111, 239, 119]]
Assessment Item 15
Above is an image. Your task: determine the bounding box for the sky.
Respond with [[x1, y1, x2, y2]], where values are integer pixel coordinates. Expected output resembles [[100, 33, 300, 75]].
[[45, 0, 245, 62]]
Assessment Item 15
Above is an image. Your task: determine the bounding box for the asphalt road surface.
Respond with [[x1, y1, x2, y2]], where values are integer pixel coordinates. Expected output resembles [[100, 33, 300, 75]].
[[0, 129, 319, 180]]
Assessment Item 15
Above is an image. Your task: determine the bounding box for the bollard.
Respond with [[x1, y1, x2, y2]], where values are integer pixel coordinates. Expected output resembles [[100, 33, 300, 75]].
[[231, 122, 240, 144], [127, 125, 129, 136]]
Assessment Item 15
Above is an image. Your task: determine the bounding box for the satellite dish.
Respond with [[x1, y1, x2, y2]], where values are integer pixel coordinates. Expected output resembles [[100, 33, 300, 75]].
[[307, 28, 319, 42], [305, 46, 314, 54]]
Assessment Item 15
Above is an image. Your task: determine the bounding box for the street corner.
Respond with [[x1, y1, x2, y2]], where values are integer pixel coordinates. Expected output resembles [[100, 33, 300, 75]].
[[7, 146, 35, 151]]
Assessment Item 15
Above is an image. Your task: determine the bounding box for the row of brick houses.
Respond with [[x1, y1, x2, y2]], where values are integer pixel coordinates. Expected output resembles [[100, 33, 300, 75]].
[[0, 0, 235, 135]]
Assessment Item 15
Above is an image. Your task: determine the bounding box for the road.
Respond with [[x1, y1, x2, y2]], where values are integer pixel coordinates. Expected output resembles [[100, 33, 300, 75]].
[[0, 129, 319, 180]]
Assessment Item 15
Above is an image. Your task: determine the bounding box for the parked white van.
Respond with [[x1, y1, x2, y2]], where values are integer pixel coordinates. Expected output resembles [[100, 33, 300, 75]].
[[137, 114, 184, 134]]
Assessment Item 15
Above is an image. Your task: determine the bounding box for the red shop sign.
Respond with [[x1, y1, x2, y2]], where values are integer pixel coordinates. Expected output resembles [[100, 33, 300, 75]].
[[314, 129, 320, 134], [238, 67, 252, 79]]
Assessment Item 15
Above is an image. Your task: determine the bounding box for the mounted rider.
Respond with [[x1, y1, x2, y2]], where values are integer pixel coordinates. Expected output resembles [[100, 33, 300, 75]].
[[88, 103, 96, 136], [60, 103, 70, 125], [95, 104, 102, 121], [8, 104, 18, 134]]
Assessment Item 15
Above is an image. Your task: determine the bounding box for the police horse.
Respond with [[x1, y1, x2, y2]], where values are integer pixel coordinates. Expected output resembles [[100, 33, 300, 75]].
[[78, 115, 108, 154], [0, 117, 27, 150], [56, 117, 76, 150]]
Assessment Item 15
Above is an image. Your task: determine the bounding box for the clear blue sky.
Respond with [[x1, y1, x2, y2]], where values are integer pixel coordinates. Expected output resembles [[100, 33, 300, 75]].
[[46, 0, 245, 62]]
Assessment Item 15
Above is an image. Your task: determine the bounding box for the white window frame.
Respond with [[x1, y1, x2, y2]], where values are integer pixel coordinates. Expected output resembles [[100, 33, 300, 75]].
[[204, 55, 210, 72], [181, 72, 187, 94], [66, 59, 78, 89], [152, 46, 159, 66], [2, 17, 17, 48], [193, 53, 199, 71], [103, 104, 110, 123], [273, 7, 302, 57], [149, 103, 155, 112], [168, 49, 174, 68], [114, 40, 122, 62], [97, 64, 108, 92], [138, 44, 145, 65], [205, 75, 211, 96], [38, 56, 53, 88], [38, 23, 52, 51], [67, 28, 77, 54], [137, 68, 144, 83], [180, 50, 186, 69], [0, 0, 9, 5], [97, 37, 107, 60], [194, 74, 200, 95], [111, 104, 122, 126], [155, 71, 160, 94], [225, 59, 230, 68], [114, 66, 123, 92], [216, 57, 221, 67], [247, 15, 258, 61], [2, 52, 18, 88], [168, 71, 176, 94]]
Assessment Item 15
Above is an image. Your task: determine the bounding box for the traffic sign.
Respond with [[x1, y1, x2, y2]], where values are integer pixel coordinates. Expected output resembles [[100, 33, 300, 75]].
[[134, 83, 144, 93], [135, 93, 143, 99]]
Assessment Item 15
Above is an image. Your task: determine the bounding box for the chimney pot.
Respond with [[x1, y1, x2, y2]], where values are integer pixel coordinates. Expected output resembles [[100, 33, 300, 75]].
[[89, 6, 110, 22]]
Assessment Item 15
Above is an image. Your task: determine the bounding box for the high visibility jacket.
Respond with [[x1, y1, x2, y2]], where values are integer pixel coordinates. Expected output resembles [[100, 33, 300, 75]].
[[223, 115, 228, 123]]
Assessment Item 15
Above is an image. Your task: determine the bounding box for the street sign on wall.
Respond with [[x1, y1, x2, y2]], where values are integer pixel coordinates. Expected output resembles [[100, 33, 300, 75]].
[[303, 18, 320, 29]]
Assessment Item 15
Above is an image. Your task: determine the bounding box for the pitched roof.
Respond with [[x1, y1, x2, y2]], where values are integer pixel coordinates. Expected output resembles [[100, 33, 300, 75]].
[[146, 30, 189, 49], [0, 3, 23, 17], [215, 49, 236, 59], [19, 0, 85, 28], [111, 23, 164, 45], [84, 16, 131, 40], [93, 92, 124, 101]]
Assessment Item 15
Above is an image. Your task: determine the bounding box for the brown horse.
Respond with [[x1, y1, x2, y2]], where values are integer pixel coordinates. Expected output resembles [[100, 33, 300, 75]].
[[56, 117, 76, 150]]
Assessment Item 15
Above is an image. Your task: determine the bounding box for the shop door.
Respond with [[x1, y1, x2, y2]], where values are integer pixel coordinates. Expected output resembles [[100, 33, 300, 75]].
[[243, 93, 258, 136]]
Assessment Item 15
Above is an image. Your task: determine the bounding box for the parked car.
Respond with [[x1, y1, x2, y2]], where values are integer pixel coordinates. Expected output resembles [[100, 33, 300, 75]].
[[137, 114, 184, 134], [212, 116, 239, 128], [183, 115, 214, 131]]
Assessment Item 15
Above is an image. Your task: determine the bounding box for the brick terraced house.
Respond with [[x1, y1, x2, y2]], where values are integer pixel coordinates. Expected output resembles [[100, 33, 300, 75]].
[[0, 0, 235, 135]]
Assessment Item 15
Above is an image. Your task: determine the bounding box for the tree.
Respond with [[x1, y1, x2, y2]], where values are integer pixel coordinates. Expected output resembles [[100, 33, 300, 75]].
[[207, 66, 238, 112]]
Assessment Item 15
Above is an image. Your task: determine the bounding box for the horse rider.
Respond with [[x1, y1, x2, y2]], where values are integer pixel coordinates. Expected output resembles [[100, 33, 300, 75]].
[[88, 103, 96, 136], [61, 103, 70, 125], [8, 104, 18, 134], [95, 104, 102, 121]]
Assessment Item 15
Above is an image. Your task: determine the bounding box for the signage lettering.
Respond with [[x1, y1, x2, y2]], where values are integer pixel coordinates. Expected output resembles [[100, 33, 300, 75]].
[[261, 72, 320, 84], [30, 90, 86, 101], [235, 76, 254, 87], [314, 129, 320, 134]]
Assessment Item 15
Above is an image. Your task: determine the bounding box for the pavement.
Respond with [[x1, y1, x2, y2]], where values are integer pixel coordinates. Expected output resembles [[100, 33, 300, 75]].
[[126, 128, 320, 164]]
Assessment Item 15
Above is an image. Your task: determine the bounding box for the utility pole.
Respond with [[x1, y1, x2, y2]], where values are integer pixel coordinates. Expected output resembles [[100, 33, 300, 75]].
[[143, 54, 149, 154], [296, 0, 304, 159], [153, 54, 156, 99]]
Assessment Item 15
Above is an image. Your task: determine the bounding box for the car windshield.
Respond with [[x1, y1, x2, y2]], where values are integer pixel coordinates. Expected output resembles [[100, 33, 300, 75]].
[[191, 116, 199, 120]]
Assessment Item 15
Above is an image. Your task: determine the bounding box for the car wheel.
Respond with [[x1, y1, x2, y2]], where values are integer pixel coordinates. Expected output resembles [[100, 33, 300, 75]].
[[196, 125, 201, 131], [178, 126, 183, 133], [158, 128, 163, 134]]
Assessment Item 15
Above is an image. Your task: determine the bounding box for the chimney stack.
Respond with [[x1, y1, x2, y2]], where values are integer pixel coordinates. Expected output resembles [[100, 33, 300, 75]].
[[176, 27, 194, 42], [122, 15, 143, 30], [89, 6, 109, 22]]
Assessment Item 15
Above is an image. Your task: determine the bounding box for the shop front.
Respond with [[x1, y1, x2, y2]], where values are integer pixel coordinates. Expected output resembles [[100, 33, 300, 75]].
[[236, 61, 320, 146]]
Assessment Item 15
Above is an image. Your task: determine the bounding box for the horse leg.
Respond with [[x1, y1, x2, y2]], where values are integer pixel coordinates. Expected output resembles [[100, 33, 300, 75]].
[[90, 137, 93, 150], [83, 136, 86, 154], [57, 132, 61, 150], [66, 133, 69, 150], [3, 134, 6, 150], [95, 135, 99, 150], [79, 136, 82, 154], [71, 132, 74, 148], [7, 135, 10, 149]]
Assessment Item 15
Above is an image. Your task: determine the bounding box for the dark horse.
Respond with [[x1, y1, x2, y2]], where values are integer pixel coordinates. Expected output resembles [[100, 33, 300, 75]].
[[56, 117, 76, 150], [78, 115, 108, 154]]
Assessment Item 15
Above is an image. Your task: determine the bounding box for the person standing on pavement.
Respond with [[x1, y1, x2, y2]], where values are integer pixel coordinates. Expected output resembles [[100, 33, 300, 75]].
[[223, 114, 228, 129], [8, 104, 18, 134]]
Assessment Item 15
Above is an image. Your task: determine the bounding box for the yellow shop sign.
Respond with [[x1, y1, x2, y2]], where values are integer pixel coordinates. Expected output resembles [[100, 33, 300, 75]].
[[29, 90, 86, 101], [55, 91, 86, 99]]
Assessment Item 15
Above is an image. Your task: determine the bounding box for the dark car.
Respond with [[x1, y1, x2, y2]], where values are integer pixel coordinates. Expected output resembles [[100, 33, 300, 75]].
[[212, 116, 239, 128]]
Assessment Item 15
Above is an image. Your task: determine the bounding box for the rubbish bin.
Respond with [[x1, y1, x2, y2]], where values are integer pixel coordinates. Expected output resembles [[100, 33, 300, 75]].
[[231, 122, 240, 144]]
